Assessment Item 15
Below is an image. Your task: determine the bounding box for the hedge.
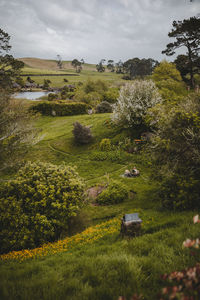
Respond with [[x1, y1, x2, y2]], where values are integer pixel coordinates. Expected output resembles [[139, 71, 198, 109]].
[[30, 101, 88, 116]]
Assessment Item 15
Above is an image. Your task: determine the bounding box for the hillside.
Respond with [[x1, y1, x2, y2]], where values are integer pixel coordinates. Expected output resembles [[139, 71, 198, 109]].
[[18, 57, 97, 71], [0, 113, 200, 300]]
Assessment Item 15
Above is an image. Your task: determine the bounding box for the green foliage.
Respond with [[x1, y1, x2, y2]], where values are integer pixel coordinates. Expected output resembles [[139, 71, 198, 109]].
[[47, 93, 59, 101], [99, 138, 112, 151], [96, 180, 128, 205], [0, 162, 84, 253], [162, 16, 200, 88], [103, 88, 119, 103], [148, 93, 200, 209], [96, 101, 112, 113], [152, 61, 187, 102], [31, 101, 88, 116], [72, 121, 93, 145]]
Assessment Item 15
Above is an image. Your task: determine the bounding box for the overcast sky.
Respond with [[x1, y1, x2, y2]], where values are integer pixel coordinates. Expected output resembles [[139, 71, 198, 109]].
[[0, 0, 199, 63]]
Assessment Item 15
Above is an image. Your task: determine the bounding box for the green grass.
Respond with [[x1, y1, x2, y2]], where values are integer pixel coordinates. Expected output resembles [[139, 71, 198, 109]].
[[0, 112, 200, 299]]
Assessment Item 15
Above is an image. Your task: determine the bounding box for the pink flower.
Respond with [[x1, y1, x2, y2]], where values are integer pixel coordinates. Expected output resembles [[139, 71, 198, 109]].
[[183, 239, 195, 248], [193, 215, 200, 224]]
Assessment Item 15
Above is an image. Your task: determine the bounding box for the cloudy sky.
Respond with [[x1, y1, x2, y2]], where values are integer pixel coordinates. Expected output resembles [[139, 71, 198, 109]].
[[0, 0, 199, 63]]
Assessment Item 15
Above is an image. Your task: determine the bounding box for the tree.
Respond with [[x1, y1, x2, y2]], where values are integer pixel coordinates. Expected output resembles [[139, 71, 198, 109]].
[[123, 58, 158, 79], [96, 59, 106, 72], [174, 54, 200, 85], [0, 28, 37, 170], [71, 59, 82, 73], [115, 59, 124, 74], [162, 16, 200, 88], [152, 61, 187, 102], [57, 54, 62, 69], [107, 60, 115, 72], [147, 93, 200, 210], [112, 80, 162, 127]]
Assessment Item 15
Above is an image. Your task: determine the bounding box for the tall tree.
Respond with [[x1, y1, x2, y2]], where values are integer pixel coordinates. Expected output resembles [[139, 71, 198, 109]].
[[56, 54, 63, 69], [162, 16, 200, 88]]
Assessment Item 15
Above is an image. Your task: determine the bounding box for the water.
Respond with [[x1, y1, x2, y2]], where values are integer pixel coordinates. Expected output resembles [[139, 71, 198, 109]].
[[13, 91, 51, 100]]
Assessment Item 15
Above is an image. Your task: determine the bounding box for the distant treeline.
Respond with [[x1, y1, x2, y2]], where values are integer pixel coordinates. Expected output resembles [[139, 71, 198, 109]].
[[21, 73, 80, 77]]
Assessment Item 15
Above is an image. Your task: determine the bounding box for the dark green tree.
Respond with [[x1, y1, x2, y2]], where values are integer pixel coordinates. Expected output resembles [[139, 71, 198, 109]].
[[115, 59, 124, 74], [96, 59, 106, 72], [107, 60, 115, 72], [162, 16, 200, 88], [123, 58, 158, 79], [71, 59, 82, 73], [57, 54, 63, 69]]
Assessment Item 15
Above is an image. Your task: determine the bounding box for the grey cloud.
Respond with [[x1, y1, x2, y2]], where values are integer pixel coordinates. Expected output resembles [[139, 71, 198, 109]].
[[0, 0, 199, 63]]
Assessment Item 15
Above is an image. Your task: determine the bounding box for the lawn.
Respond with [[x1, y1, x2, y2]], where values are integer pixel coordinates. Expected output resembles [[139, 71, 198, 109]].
[[0, 112, 199, 299]]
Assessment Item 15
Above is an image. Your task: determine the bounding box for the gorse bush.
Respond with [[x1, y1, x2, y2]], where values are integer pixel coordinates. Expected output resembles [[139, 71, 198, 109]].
[[112, 80, 162, 127], [96, 180, 128, 205], [72, 121, 93, 144], [31, 101, 88, 116], [0, 162, 84, 254]]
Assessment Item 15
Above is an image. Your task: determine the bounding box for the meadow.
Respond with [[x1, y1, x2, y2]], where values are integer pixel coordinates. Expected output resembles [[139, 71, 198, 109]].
[[1, 59, 200, 300]]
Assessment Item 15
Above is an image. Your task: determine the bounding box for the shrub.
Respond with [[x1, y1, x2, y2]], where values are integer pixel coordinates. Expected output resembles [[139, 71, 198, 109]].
[[112, 80, 162, 127], [99, 138, 112, 151], [96, 180, 128, 205], [72, 121, 93, 144], [31, 101, 88, 116], [96, 101, 112, 113], [48, 93, 59, 101], [148, 93, 200, 210], [0, 162, 84, 253], [103, 88, 119, 103]]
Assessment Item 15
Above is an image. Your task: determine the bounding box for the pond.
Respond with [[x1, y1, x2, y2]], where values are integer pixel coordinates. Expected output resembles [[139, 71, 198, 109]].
[[13, 91, 51, 100]]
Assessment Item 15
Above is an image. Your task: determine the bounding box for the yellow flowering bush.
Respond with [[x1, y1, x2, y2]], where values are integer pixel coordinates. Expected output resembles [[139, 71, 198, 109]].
[[0, 162, 84, 254]]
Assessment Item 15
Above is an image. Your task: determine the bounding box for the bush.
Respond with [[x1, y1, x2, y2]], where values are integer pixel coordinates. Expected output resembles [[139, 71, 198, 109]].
[[96, 101, 112, 113], [112, 80, 162, 127], [72, 121, 93, 144], [31, 101, 88, 116], [48, 93, 59, 101], [103, 88, 119, 103], [99, 138, 112, 151], [0, 162, 84, 253], [148, 93, 200, 209], [96, 180, 128, 205]]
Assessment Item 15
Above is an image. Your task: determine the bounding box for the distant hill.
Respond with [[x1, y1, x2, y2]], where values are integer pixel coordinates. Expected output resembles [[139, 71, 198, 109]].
[[18, 57, 97, 71]]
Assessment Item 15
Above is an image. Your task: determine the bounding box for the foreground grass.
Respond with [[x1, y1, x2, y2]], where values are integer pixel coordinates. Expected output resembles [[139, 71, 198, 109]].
[[0, 211, 199, 300]]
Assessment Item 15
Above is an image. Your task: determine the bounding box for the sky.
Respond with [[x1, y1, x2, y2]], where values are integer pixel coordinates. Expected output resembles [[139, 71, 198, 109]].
[[0, 0, 200, 63]]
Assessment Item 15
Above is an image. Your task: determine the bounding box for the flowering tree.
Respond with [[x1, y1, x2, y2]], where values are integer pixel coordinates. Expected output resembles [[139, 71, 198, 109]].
[[112, 80, 162, 127]]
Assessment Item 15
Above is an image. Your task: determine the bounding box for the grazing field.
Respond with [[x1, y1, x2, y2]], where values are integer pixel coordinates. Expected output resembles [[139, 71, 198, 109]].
[[19, 58, 124, 87], [0, 112, 199, 300]]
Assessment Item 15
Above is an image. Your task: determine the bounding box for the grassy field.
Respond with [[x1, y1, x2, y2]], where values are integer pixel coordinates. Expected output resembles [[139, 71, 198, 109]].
[[0, 112, 200, 299], [19, 58, 124, 87]]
